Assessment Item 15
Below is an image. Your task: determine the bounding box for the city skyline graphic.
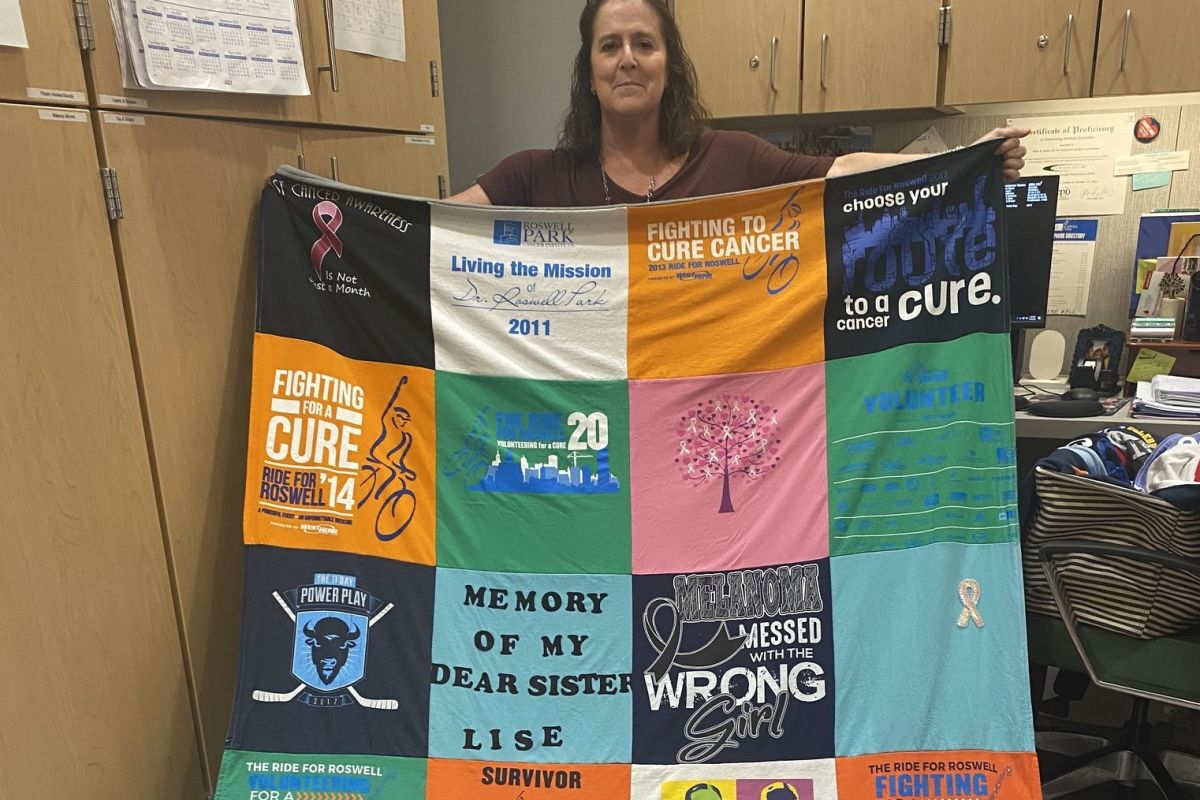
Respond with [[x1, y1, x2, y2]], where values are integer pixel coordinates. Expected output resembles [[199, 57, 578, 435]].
[[471, 448, 621, 494]]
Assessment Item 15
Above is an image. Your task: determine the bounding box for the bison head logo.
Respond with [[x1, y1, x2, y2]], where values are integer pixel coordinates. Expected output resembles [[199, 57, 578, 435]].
[[303, 616, 360, 685]]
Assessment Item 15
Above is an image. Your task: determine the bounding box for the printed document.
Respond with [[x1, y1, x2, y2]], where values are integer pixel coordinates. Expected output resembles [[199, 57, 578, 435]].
[[1009, 112, 1134, 217], [0, 0, 28, 48], [335, 0, 406, 61]]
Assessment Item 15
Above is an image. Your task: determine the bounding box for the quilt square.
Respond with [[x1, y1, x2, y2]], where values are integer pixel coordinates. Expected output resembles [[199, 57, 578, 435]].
[[824, 334, 1018, 557], [627, 182, 827, 379], [258, 175, 434, 367], [632, 760, 838, 800], [243, 333, 436, 565], [428, 568, 632, 763], [630, 365, 828, 574], [435, 371, 631, 573], [214, 750, 426, 799], [834, 751, 1041, 800], [430, 203, 629, 379], [225, 546, 434, 757], [632, 561, 834, 765], [831, 542, 1033, 756], [821, 148, 1008, 360]]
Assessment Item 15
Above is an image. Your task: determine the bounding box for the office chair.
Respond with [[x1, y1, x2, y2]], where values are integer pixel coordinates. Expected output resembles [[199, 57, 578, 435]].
[[1034, 540, 1200, 800]]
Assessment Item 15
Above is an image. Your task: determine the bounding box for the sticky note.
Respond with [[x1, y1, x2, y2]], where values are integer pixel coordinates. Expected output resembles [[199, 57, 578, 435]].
[[1133, 171, 1172, 191], [1127, 348, 1177, 383]]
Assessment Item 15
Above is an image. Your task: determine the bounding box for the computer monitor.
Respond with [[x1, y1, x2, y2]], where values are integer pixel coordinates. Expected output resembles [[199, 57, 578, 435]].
[[1004, 174, 1060, 383], [1005, 174, 1060, 329]]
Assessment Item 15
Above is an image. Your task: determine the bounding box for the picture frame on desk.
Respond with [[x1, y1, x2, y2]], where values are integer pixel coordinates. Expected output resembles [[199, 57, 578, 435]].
[[1071, 324, 1125, 395]]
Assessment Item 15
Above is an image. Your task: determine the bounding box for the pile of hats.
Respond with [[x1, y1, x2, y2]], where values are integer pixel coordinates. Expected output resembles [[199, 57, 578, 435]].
[[1023, 425, 1200, 513]]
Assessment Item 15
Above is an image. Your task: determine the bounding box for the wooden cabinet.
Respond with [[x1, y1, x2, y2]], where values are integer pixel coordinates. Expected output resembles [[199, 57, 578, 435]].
[[675, 0, 801, 118], [941, 0, 1099, 105], [1094, 0, 1200, 96], [802, 0, 940, 113], [301, 127, 450, 197], [0, 0, 87, 105], [95, 112, 303, 779], [4, 4, 448, 793], [84, 0, 444, 131], [303, 0, 445, 132], [0, 103, 205, 799]]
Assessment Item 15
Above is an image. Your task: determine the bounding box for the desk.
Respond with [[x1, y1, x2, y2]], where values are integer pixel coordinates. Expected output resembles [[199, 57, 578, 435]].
[[1016, 406, 1200, 440], [1016, 406, 1200, 477]]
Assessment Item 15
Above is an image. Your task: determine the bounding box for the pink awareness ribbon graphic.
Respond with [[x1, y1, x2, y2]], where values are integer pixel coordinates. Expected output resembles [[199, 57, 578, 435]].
[[310, 200, 344, 278]]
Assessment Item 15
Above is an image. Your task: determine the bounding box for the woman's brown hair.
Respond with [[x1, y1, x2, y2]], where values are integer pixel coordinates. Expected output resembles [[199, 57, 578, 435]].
[[559, 0, 709, 164]]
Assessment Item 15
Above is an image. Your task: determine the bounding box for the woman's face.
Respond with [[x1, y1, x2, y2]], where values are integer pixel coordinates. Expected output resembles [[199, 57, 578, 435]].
[[590, 0, 668, 123]]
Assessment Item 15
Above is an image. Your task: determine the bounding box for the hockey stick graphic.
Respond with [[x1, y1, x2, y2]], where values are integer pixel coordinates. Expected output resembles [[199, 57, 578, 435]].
[[251, 596, 304, 702], [340, 604, 398, 709], [369, 602, 393, 626], [348, 685, 398, 711], [273, 591, 296, 621], [252, 683, 306, 703]]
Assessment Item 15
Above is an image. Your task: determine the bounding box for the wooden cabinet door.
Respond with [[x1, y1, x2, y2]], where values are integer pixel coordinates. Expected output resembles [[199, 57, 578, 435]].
[[301, 127, 448, 197], [302, 0, 445, 132], [0, 2, 86, 104], [942, 0, 1099, 105], [0, 103, 205, 799], [1094, 0, 1200, 96], [803, 0, 940, 112], [96, 112, 303, 779], [85, 0, 318, 120], [676, 0, 801, 118]]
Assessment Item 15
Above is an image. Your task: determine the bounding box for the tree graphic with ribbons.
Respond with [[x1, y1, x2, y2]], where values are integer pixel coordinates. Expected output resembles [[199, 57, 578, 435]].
[[675, 394, 782, 513]]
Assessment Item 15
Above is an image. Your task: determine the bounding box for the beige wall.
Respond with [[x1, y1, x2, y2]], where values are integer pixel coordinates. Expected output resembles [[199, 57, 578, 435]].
[[438, 0, 580, 193]]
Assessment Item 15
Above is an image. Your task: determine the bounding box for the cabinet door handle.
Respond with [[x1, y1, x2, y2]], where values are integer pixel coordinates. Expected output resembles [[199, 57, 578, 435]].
[[1120, 8, 1131, 71], [331, 156, 341, 182], [318, 0, 341, 92], [819, 33, 829, 91], [769, 35, 779, 93], [1062, 13, 1073, 75], [297, 153, 306, 170]]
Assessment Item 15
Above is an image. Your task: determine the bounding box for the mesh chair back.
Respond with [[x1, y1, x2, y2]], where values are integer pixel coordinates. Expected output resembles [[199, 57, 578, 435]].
[[1025, 467, 1200, 638]]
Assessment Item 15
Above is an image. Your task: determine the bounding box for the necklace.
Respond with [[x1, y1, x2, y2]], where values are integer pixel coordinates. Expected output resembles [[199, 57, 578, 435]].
[[599, 158, 657, 205]]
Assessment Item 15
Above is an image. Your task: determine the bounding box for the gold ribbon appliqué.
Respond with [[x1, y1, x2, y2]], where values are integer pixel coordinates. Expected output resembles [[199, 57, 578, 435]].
[[957, 578, 984, 628]]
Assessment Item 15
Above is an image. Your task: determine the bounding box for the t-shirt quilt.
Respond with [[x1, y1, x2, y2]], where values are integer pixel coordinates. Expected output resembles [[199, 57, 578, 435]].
[[215, 141, 1038, 800]]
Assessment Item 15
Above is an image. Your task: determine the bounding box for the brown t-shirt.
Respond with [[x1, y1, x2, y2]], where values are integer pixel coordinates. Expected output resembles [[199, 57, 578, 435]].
[[476, 130, 835, 207]]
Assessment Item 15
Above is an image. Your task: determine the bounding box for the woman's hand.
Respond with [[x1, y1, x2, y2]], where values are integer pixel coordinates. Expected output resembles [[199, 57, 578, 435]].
[[973, 126, 1030, 182]]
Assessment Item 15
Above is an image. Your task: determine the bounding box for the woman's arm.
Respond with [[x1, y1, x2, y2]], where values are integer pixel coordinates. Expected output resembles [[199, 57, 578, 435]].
[[447, 183, 493, 204], [827, 126, 1030, 181], [825, 151, 926, 178]]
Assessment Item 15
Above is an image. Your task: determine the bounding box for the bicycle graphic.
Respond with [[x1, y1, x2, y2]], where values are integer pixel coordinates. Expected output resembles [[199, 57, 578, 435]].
[[357, 376, 417, 541]]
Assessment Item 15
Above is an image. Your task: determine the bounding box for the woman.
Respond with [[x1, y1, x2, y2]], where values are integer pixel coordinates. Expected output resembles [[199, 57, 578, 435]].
[[450, 0, 1027, 207]]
